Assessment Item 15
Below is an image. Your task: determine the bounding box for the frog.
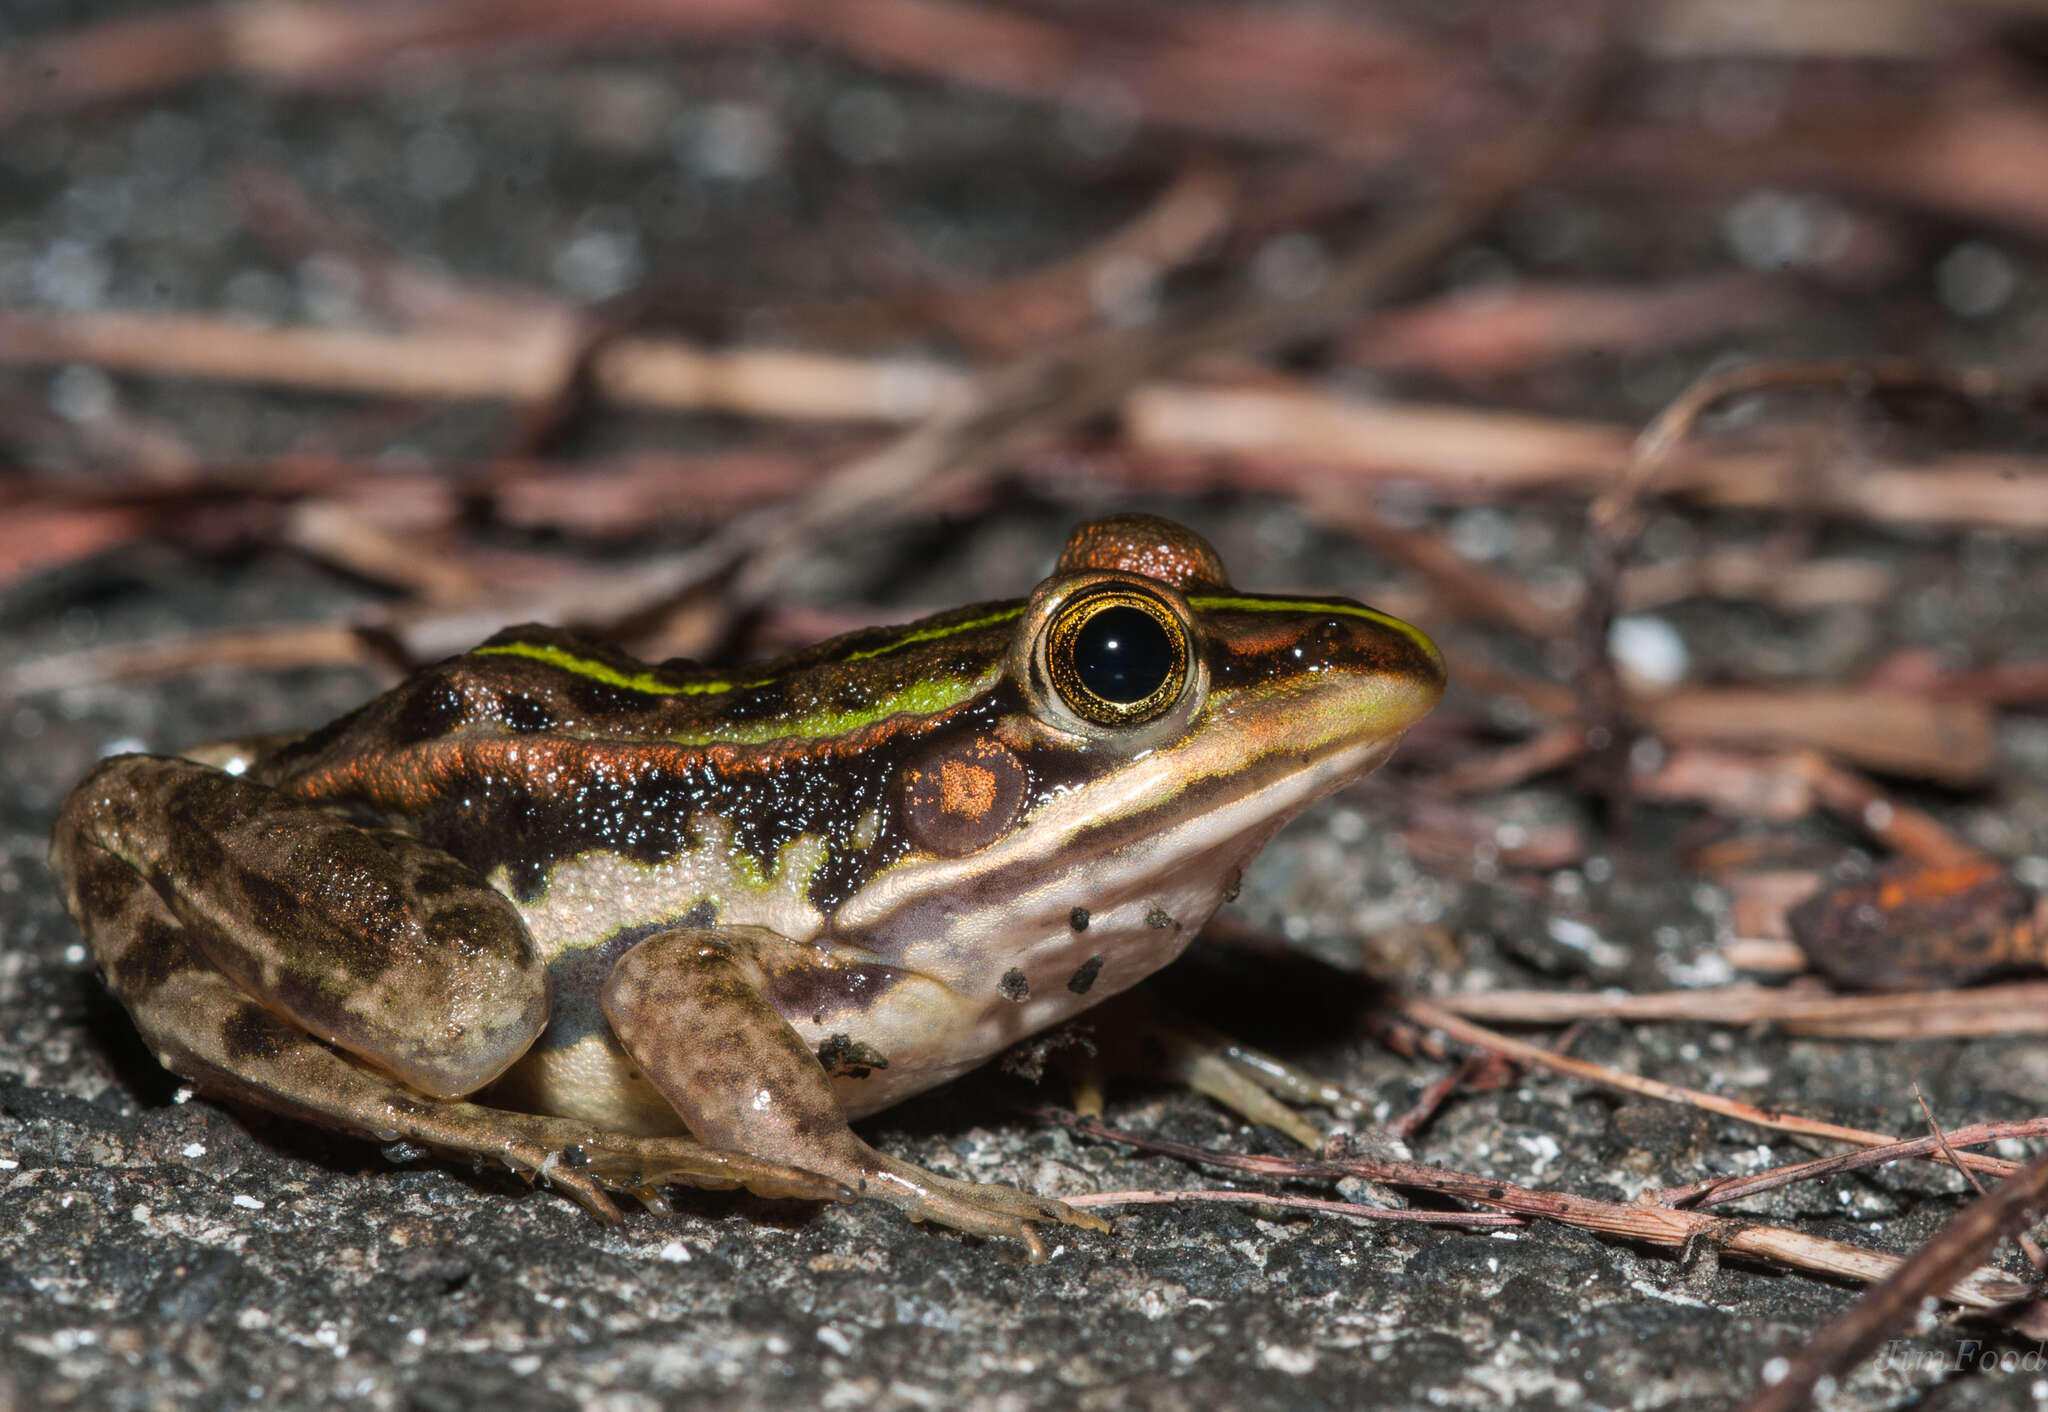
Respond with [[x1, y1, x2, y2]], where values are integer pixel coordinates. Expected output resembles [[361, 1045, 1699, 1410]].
[[49, 513, 1444, 1254]]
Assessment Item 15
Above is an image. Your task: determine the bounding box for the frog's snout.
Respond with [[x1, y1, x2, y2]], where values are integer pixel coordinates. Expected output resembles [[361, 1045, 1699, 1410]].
[[1328, 610, 1445, 739]]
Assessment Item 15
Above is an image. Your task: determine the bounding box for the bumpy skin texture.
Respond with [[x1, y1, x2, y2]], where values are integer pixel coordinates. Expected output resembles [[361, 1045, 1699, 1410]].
[[49, 515, 1443, 1250]]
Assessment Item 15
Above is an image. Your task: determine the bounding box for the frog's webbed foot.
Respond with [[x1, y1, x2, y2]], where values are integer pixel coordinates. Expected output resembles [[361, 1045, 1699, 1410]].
[[1063, 995, 1370, 1151], [494, 1121, 854, 1218], [860, 1150, 1109, 1259]]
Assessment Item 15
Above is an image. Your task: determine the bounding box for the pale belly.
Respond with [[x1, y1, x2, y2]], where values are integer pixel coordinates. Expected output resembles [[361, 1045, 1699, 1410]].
[[476, 799, 1280, 1132]]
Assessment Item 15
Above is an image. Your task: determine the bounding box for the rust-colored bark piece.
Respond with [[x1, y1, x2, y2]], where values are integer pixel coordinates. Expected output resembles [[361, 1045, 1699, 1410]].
[[1788, 860, 2041, 991]]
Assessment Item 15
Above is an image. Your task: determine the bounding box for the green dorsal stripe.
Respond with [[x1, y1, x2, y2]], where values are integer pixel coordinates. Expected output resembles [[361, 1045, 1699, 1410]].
[[475, 595, 1431, 705], [840, 606, 1023, 661], [471, 641, 763, 696], [664, 671, 997, 746], [472, 607, 1022, 697], [470, 634, 1000, 745], [1187, 595, 1440, 662]]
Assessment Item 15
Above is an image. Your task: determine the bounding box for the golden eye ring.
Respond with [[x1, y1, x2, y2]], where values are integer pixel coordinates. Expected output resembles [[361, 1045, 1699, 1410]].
[[1043, 587, 1190, 726]]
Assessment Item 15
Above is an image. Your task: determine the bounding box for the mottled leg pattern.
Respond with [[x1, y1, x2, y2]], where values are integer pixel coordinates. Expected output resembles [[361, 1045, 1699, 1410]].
[[56, 755, 551, 1097], [604, 926, 1109, 1256], [52, 757, 845, 1219]]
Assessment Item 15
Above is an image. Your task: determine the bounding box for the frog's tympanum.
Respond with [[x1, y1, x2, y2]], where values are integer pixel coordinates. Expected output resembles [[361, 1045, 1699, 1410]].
[[52, 515, 1443, 1253]]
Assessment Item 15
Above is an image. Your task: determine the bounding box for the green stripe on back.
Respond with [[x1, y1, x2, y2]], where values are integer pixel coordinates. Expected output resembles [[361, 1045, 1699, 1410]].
[[840, 607, 1023, 662], [474, 606, 1021, 697], [472, 640, 762, 695], [662, 670, 1000, 746], [471, 638, 1000, 745], [1188, 595, 1439, 660]]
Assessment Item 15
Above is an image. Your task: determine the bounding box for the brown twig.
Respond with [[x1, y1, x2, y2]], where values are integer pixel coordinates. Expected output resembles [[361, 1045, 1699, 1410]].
[[873, 157, 1243, 356], [1736, 1150, 2048, 1412], [11, 322, 2048, 529], [0, 0, 1477, 154], [1345, 274, 1795, 379], [0, 623, 377, 701], [709, 1, 1617, 611], [1063, 1188, 1521, 1228], [1400, 997, 2021, 1182], [1906, 1088, 2038, 1280], [1045, 1112, 2032, 1309], [1432, 979, 2048, 1042], [1120, 387, 2048, 529], [1662, 1118, 2047, 1211], [1384, 1054, 1498, 1142]]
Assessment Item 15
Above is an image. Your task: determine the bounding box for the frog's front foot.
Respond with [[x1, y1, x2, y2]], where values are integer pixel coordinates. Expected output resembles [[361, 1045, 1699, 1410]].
[[603, 925, 1107, 1256], [859, 1149, 1109, 1259]]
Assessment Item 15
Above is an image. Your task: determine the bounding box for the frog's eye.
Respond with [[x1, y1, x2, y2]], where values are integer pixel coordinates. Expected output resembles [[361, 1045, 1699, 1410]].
[[1044, 587, 1189, 726]]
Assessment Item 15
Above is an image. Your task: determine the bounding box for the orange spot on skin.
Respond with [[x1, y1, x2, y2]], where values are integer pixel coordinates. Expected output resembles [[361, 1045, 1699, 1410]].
[[938, 760, 996, 819]]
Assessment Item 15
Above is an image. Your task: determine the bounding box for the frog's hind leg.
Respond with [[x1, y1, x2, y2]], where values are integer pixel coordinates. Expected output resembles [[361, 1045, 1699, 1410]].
[[106, 946, 841, 1221], [51, 756, 845, 1218]]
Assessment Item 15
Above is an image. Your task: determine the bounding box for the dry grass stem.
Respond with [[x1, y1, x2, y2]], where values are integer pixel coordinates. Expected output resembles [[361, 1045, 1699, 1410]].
[[1433, 979, 2048, 1041], [1051, 1113, 2033, 1311], [1400, 997, 2020, 1181]]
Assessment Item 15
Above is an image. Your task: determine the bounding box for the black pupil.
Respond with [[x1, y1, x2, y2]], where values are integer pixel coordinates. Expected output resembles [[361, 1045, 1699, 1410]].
[[1072, 606, 1174, 704]]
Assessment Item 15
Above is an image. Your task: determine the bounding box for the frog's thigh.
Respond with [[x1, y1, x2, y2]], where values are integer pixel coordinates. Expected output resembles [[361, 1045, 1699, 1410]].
[[53, 754, 544, 1098], [602, 926, 1107, 1251], [52, 804, 843, 1220]]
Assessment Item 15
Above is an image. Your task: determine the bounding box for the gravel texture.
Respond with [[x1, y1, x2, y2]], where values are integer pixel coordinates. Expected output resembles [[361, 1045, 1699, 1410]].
[[9, 6, 2048, 1410]]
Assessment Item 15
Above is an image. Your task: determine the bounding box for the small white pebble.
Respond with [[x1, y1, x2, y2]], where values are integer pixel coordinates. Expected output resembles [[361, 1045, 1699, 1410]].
[[181, 1143, 206, 1159], [658, 1240, 692, 1263], [1761, 1356, 1790, 1385], [1609, 615, 1689, 686], [0, 1158, 19, 1170], [1259, 1343, 1317, 1375], [407, 1328, 427, 1347], [232, 1194, 265, 1210], [817, 1325, 854, 1356]]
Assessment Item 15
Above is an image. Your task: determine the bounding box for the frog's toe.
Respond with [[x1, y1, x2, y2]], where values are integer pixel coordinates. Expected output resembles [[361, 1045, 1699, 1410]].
[[864, 1152, 1108, 1256], [566, 1134, 853, 1207]]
